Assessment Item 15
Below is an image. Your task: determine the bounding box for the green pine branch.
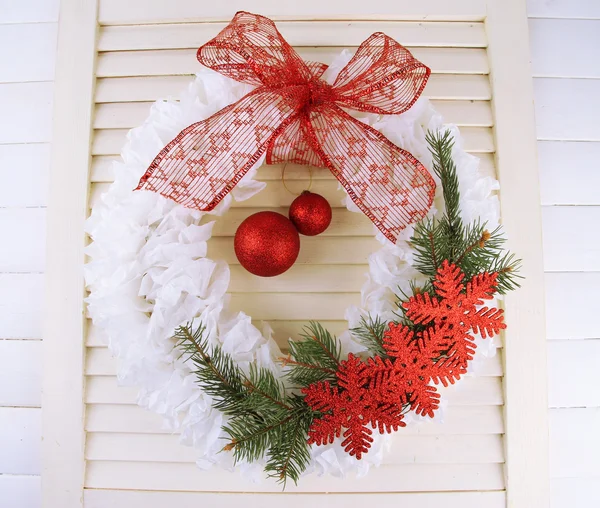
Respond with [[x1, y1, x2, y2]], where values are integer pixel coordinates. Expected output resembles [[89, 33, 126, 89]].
[[174, 322, 315, 486], [350, 315, 387, 357], [284, 321, 341, 387], [410, 129, 522, 295]]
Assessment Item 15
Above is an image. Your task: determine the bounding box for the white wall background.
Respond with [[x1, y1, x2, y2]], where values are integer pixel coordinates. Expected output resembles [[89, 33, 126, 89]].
[[0, 0, 597, 506], [0, 0, 58, 506], [529, 0, 600, 505]]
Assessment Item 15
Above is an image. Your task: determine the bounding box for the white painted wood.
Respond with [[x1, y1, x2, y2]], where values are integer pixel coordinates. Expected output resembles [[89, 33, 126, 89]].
[[0, 474, 41, 508], [42, 0, 98, 507], [86, 403, 504, 435], [86, 432, 504, 464], [0, 0, 59, 23], [534, 78, 600, 141], [98, 21, 488, 51], [87, 346, 501, 376], [545, 272, 600, 340], [0, 82, 53, 144], [0, 340, 42, 407], [98, 0, 488, 25], [527, 0, 600, 19], [542, 206, 600, 272], [84, 489, 506, 508], [486, 0, 549, 506], [85, 375, 503, 406], [0, 274, 44, 339], [0, 209, 46, 272], [548, 339, 600, 408], [550, 478, 600, 508], [93, 100, 494, 130], [96, 47, 489, 77], [0, 23, 58, 83], [95, 74, 492, 103], [90, 152, 497, 183], [0, 407, 40, 474], [89, 126, 494, 158], [0, 144, 50, 207], [529, 19, 600, 78], [549, 407, 600, 478], [539, 141, 600, 205], [85, 461, 504, 492]]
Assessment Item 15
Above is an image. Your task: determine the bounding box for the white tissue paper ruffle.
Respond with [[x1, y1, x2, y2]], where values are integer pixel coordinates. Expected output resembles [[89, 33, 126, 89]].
[[84, 50, 501, 481]]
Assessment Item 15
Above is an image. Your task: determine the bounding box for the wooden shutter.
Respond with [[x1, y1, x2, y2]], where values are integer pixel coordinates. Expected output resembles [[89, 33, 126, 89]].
[[43, 1, 549, 506]]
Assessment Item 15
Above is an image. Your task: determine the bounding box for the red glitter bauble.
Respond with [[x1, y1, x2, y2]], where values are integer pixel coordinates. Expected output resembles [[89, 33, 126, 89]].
[[234, 211, 300, 277], [289, 191, 332, 236]]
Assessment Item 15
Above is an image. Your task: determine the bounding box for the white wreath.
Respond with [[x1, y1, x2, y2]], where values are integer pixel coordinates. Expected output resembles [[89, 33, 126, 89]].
[[85, 50, 501, 480]]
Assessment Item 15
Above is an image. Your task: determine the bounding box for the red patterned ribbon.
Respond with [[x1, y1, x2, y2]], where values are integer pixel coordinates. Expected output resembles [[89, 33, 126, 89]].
[[136, 12, 435, 243]]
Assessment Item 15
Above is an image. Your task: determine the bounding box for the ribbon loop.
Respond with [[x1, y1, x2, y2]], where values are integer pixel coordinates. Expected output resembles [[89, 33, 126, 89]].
[[136, 11, 436, 243]]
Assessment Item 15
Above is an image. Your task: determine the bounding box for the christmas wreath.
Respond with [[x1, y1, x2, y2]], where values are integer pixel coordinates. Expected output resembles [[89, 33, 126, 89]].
[[85, 12, 520, 486]]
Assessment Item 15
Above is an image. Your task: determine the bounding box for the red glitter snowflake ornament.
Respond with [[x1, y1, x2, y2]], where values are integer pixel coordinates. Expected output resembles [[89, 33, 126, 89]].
[[403, 260, 506, 370], [302, 354, 405, 459]]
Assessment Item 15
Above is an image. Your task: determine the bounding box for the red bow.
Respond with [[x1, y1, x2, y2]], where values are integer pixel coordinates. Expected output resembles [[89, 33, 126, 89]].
[[136, 12, 435, 243]]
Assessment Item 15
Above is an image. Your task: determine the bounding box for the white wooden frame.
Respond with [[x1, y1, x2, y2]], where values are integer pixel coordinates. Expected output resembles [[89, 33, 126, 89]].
[[42, 0, 98, 506], [43, 0, 549, 506]]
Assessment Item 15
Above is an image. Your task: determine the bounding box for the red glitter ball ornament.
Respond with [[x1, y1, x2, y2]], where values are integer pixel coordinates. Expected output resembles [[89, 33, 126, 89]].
[[289, 191, 332, 236], [234, 211, 300, 277]]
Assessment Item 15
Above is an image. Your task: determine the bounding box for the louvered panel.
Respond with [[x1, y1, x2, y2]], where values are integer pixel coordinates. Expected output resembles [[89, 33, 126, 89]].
[[81, 2, 513, 503], [86, 375, 503, 406], [95, 74, 491, 102], [93, 99, 494, 130], [86, 403, 504, 434], [84, 490, 506, 508], [85, 347, 504, 376], [86, 461, 504, 492]]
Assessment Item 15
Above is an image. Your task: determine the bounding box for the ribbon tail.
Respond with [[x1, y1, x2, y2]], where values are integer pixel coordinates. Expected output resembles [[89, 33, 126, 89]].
[[136, 88, 302, 211], [308, 105, 435, 243]]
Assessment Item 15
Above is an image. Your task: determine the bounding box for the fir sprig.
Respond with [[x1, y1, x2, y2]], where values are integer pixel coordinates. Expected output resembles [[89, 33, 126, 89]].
[[411, 130, 522, 295], [174, 322, 314, 486], [350, 315, 387, 357], [283, 321, 341, 387]]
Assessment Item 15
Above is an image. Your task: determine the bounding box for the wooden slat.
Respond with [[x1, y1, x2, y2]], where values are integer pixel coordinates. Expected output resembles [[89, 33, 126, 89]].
[[527, 0, 600, 19], [549, 407, 600, 478], [0, 274, 45, 339], [548, 339, 600, 409], [529, 19, 600, 79], [85, 346, 503, 377], [86, 431, 503, 464], [98, 21, 487, 51], [89, 178, 349, 209], [86, 403, 504, 435], [0, 82, 53, 144], [95, 74, 491, 103], [539, 141, 600, 205], [0, 340, 42, 407], [533, 78, 600, 142], [89, 126, 494, 157], [84, 489, 506, 508], [0, 208, 46, 273], [545, 272, 600, 340], [90, 153, 497, 183], [85, 461, 504, 492], [0, 407, 41, 475], [0, 144, 50, 207], [96, 47, 489, 77], [85, 375, 503, 406], [0, 23, 58, 83], [542, 206, 600, 272], [0, 475, 41, 508], [93, 100, 494, 130], [98, 0, 488, 25], [86, 319, 351, 348]]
